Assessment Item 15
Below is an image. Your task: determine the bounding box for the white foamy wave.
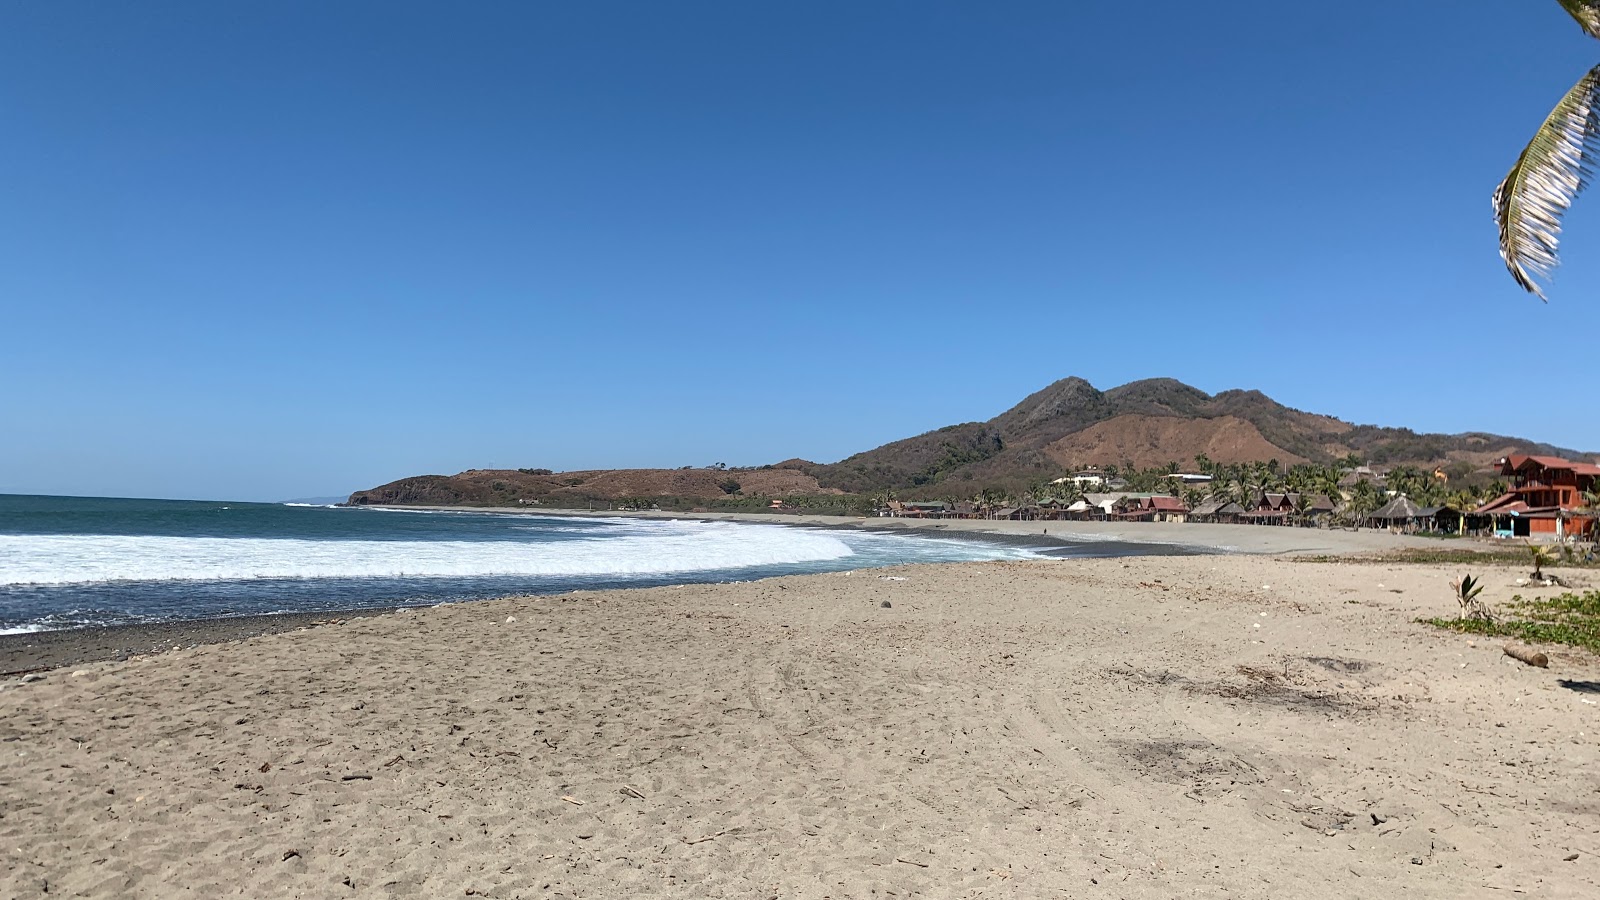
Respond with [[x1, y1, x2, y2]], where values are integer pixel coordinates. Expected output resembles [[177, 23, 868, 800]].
[[0, 623, 47, 635], [0, 521, 856, 586]]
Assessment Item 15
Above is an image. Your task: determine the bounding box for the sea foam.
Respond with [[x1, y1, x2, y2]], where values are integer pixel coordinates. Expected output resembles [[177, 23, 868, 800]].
[[0, 520, 856, 586]]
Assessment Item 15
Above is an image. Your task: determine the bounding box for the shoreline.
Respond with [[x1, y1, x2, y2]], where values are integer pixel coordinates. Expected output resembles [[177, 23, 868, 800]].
[[0, 508, 1494, 674], [361, 502, 1491, 556], [0, 508, 1186, 670]]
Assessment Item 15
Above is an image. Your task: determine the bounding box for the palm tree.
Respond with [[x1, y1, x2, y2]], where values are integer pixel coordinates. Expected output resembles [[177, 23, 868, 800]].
[[1579, 484, 1600, 541], [976, 487, 1007, 517], [1386, 465, 1423, 498], [1231, 478, 1257, 509], [1292, 492, 1315, 527], [1347, 480, 1382, 525], [1316, 469, 1345, 506], [1495, 2, 1600, 299], [1448, 489, 1481, 536]]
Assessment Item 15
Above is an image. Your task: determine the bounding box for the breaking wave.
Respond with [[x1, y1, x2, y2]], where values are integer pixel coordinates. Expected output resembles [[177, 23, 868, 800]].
[[0, 520, 856, 586]]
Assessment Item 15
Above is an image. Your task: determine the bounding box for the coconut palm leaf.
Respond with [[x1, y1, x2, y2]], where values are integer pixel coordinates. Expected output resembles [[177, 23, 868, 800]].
[[1495, 66, 1600, 299], [1559, 1, 1600, 39]]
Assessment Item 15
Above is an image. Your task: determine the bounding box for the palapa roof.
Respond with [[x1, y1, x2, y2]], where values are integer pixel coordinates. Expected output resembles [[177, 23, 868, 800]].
[[1366, 496, 1429, 521], [1191, 498, 1245, 516]]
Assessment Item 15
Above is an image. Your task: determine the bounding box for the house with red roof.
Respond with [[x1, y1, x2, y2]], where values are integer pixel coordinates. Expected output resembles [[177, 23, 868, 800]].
[[1474, 455, 1599, 540], [1113, 495, 1189, 523]]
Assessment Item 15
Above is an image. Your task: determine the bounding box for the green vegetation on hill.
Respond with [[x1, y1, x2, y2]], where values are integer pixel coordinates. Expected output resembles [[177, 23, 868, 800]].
[[813, 424, 1006, 494]]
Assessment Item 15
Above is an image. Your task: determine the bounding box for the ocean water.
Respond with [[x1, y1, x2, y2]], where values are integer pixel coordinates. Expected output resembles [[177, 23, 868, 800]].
[[0, 494, 1155, 634]]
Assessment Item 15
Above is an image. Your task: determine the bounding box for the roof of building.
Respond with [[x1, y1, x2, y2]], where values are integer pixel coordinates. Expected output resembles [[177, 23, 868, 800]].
[[1475, 492, 1523, 514], [1191, 498, 1245, 516], [1501, 455, 1600, 476], [1366, 496, 1428, 520], [1085, 492, 1159, 509], [1146, 496, 1188, 512], [1293, 493, 1338, 512]]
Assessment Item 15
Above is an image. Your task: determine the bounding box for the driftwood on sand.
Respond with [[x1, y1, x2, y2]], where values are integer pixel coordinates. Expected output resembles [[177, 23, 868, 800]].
[[1503, 643, 1550, 668]]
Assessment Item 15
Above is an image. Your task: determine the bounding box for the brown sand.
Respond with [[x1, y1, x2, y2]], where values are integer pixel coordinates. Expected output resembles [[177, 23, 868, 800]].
[[3, 555, 1598, 898]]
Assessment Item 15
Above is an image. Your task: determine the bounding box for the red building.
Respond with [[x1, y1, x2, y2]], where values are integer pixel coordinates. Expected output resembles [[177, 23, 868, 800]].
[[1113, 495, 1189, 522], [1474, 455, 1599, 539]]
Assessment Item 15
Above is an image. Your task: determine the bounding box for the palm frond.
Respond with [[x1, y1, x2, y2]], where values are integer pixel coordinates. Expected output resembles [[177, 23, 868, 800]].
[[1494, 65, 1600, 300], [1558, 1, 1600, 39]]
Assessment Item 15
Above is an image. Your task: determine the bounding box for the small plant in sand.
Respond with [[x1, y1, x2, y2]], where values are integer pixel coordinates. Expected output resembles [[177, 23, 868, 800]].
[[1528, 542, 1558, 584], [1453, 574, 1492, 622]]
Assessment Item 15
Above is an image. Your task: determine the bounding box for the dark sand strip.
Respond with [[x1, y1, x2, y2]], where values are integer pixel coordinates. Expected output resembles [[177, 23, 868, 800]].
[[0, 608, 398, 675]]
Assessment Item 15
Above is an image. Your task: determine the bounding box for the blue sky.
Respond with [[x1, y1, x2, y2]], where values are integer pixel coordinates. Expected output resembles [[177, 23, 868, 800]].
[[2, 1, 1596, 501]]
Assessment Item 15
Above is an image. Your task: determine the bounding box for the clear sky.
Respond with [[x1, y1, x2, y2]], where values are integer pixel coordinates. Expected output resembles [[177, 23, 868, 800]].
[[3, 1, 1597, 501]]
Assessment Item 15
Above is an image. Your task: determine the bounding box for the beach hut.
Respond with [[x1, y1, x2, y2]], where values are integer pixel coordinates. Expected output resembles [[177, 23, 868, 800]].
[[1190, 497, 1246, 524], [1063, 498, 1100, 520], [1363, 496, 1430, 532], [888, 500, 951, 519], [1144, 496, 1190, 523]]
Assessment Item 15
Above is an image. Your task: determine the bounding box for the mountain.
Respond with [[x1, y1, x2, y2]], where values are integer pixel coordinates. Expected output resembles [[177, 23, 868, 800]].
[[800, 377, 1591, 498], [347, 377, 1595, 505]]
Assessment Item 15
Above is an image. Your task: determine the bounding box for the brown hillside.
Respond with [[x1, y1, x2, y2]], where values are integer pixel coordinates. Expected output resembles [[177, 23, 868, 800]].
[[348, 467, 836, 507], [1040, 415, 1311, 470], [350, 376, 1596, 505]]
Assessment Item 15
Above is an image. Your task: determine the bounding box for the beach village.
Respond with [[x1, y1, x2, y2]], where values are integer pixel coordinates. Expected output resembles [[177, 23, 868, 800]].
[[882, 454, 1600, 544]]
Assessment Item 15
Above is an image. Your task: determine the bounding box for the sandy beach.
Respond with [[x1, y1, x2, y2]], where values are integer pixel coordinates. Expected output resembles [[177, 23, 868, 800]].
[[4, 542, 1598, 898]]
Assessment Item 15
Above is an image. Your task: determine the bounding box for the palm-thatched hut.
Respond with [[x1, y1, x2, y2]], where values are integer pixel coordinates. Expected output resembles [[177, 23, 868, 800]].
[[1362, 496, 1431, 532]]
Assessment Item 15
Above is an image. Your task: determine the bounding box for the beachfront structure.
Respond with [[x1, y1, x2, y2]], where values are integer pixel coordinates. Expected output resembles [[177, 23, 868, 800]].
[[1241, 492, 1294, 525], [1361, 496, 1435, 532], [1337, 466, 1386, 489], [1238, 492, 1336, 526], [1112, 495, 1189, 523], [1061, 498, 1100, 519], [885, 500, 953, 519], [1084, 492, 1160, 519], [1189, 498, 1247, 524], [1473, 455, 1600, 539]]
